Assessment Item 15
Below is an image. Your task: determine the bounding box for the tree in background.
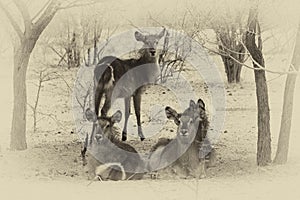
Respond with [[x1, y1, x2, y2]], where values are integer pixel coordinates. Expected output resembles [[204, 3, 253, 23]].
[[213, 13, 247, 83], [245, 3, 271, 166], [189, 0, 249, 84], [274, 20, 300, 164], [0, 0, 98, 150], [46, 10, 115, 68]]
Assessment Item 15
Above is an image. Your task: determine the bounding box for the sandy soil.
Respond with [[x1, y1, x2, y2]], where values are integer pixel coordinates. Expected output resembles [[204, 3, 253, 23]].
[[0, 53, 300, 200]]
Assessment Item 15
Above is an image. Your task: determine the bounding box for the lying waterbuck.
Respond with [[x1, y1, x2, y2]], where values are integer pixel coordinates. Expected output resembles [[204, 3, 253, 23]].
[[84, 108, 144, 181], [148, 99, 215, 179], [94, 28, 166, 141]]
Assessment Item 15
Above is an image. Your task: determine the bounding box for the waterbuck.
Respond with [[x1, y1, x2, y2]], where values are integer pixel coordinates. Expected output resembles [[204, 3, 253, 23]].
[[84, 108, 144, 181], [94, 28, 166, 141], [148, 99, 215, 179]]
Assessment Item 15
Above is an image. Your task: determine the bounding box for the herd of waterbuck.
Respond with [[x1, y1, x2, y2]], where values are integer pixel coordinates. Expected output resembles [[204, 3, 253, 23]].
[[81, 28, 216, 181]]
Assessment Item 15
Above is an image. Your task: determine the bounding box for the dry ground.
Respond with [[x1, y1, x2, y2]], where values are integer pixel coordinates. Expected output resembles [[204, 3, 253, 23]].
[[1, 54, 300, 200]]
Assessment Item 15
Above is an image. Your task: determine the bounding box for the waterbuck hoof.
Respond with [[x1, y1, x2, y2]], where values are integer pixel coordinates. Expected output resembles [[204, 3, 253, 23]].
[[82, 159, 87, 166], [140, 137, 145, 141], [199, 173, 207, 179], [149, 172, 159, 179], [122, 135, 127, 141]]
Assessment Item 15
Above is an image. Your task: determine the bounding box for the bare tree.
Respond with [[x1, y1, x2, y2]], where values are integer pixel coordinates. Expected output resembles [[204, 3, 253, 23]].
[[214, 18, 247, 83], [66, 31, 81, 68], [188, 0, 298, 166], [0, 0, 99, 150], [81, 16, 106, 66], [48, 11, 114, 68], [188, 1, 249, 84], [274, 21, 300, 164], [28, 68, 58, 132], [245, 4, 271, 166]]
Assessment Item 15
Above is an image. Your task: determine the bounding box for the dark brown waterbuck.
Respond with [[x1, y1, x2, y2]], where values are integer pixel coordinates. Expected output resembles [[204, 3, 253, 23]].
[[84, 108, 144, 181], [148, 99, 215, 178], [94, 28, 166, 141]]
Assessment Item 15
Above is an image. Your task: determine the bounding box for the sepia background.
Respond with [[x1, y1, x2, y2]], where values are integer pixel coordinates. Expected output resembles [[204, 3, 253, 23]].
[[0, 0, 300, 199]]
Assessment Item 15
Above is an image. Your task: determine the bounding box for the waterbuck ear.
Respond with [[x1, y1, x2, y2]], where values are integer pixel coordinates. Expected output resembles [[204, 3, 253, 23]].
[[189, 100, 197, 110], [85, 108, 97, 122], [165, 106, 180, 125], [111, 110, 122, 123], [135, 31, 145, 42], [197, 98, 205, 110], [157, 28, 166, 39]]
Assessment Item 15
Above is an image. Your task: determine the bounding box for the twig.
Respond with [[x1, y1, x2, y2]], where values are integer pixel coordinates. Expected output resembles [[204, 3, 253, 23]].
[[58, 0, 100, 10], [0, 1, 23, 39], [31, 0, 52, 23], [126, 19, 145, 33]]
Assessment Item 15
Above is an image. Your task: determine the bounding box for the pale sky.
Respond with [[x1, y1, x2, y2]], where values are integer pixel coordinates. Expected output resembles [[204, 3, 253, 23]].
[[1, 0, 299, 38]]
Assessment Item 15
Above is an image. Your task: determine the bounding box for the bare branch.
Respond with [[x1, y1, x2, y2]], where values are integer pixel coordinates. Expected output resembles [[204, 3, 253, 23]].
[[198, 37, 299, 75], [58, 0, 100, 10], [52, 71, 72, 92], [27, 102, 34, 110], [126, 19, 145, 33], [148, 12, 164, 28], [0, 1, 23, 40], [74, 80, 90, 112], [32, 0, 52, 23], [49, 46, 68, 64], [229, 43, 298, 75], [12, 0, 32, 33], [32, 0, 61, 36], [37, 111, 64, 129]]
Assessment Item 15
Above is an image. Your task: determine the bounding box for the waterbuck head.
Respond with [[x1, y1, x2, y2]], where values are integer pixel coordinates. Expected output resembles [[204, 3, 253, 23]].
[[85, 108, 122, 144], [165, 99, 207, 144], [134, 28, 166, 58]]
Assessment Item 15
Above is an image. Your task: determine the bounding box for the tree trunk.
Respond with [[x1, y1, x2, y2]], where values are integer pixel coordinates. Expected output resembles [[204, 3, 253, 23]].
[[219, 46, 244, 84], [2, 0, 60, 150], [274, 23, 300, 164], [236, 50, 244, 82], [254, 67, 272, 165], [220, 55, 234, 83], [10, 40, 35, 150], [246, 7, 272, 166]]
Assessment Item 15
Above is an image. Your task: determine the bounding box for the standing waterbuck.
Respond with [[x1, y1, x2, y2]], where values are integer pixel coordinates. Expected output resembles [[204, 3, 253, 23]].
[[148, 99, 215, 178], [84, 108, 144, 181], [94, 28, 166, 141]]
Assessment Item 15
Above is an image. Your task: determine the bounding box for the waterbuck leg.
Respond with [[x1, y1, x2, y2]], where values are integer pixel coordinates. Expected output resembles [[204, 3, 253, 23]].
[[198, 159, 207, 179], [81, 134, 89, 166], [122, 97, 131, 141], [95, 85, 104, 117], [101, 90, 112, 117], [133, 90, 145, 141]]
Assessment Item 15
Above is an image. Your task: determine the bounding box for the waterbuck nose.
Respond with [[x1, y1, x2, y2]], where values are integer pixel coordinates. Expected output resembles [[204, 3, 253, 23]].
[[95, 134, 103, 141], [149, 49, 156, 56], [180, 129, 188, 136]]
